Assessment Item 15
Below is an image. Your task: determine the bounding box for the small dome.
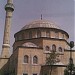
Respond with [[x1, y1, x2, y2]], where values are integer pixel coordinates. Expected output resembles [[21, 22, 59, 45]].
[[22, 42, 38, 47], [21, 20, 60, 30]]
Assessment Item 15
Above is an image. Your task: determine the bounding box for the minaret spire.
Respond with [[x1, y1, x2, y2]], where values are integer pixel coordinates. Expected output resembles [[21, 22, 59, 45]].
[[1, 0, 14, 58]]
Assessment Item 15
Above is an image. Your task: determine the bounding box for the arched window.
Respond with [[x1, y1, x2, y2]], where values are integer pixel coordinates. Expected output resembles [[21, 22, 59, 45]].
[[62, 33, 64, 39], [45, 46, 50, 51], [23, 73, 28, 75], [29, 31, 32, 39], [37, 30, 41, 37], [18, 34, 22, 40], [33, 56, 38, 64], [55, 32, 59, 38], [46, 30, 50, 37], [24, 55, 29, 63], [58, 47, 62, 52], [15, 36, 18, 41], [33, 74, 37, 75], [52, 44, 56, 52]]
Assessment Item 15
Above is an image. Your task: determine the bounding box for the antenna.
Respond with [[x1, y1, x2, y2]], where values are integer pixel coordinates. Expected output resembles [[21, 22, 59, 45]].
[[41, 14, 42, 20]]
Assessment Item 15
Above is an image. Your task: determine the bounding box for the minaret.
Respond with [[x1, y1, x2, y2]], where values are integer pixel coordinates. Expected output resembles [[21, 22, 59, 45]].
[[1, 0, 14, 58]]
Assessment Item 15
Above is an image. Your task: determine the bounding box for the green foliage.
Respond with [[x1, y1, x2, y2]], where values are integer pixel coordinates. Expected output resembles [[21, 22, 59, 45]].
[[46, 51, 59, 75], [46, 51, 59, 65], [64, 58, 75, 75], [64, 69, 69, 75]]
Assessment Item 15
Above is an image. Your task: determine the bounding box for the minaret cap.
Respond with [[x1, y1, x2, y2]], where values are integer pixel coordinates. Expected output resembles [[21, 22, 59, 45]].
[[7, 0, 13, 3]]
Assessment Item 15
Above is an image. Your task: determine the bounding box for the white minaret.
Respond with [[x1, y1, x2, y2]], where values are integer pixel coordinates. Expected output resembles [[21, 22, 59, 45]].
[[1, 0, 14, 58]]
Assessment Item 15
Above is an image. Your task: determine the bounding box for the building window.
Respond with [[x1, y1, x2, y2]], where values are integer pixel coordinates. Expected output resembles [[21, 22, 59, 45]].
[[4, 73, 9, 75], [24, 55, 29, 63], [46, 30, 50, 37], [15, 36, 18, 41], [44, 74, 47, 75], [55, 32, 59, 38], [23, 73, 28, 75], [29, 31, 32, 39], [18, 34, 22, 40], [33, 74, 37, 75], [62, 33, 64, 39], [45, 46, 50, 51], [33, 56, 38, 64], [58, 47, 62, 52], [52, 44, 56, 52], [22, 32, 24, 39], [37, 30, 41, 37]]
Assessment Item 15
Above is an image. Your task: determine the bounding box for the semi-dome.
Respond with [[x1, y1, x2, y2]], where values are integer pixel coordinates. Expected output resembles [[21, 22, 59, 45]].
[[21, 20, 60, 30]]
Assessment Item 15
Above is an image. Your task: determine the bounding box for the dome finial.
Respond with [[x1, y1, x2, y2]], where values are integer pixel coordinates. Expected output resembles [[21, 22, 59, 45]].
[[41, 14, 42, 20]]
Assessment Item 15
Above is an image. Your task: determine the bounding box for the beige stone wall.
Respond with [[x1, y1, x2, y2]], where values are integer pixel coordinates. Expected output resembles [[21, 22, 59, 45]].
[[13, 38, 43, 50], [13, 35, 70, 75], [17, 47, 44, 75], [0, 49, 18, 75], [8, 48, 18, 75], [1, 26, 72, 75], [41, 66, 65, 75], [72, 51, 75, 63], [1, 41, 75, 75], [63, 50, 75, 65]]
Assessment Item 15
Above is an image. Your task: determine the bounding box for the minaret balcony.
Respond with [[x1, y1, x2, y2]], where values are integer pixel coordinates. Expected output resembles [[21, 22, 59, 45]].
[[5, 3, 14, 11]]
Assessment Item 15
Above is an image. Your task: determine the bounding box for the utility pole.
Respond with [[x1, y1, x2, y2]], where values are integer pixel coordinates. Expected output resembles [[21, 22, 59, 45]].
[[64, 41, 75, 75]]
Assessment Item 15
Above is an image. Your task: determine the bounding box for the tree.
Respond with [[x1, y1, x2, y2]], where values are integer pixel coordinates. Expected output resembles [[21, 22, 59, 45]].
[[46, 51, 59, 75], [64, 58, 75, 75]]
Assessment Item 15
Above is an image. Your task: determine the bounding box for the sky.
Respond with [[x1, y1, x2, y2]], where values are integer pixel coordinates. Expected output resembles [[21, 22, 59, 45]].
[[0, 0, 74, 53]]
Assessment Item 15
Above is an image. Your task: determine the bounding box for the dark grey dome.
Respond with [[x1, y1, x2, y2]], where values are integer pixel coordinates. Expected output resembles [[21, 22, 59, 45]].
[[21, 20, 60, 30]]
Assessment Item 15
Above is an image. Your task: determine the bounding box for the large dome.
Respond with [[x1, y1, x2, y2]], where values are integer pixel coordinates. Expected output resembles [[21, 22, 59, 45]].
[[21, 20, 60, 30]]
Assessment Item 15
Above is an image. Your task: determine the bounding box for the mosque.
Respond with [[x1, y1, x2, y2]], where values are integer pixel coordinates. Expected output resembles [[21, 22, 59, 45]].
[[0, 0, 75, 75]]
